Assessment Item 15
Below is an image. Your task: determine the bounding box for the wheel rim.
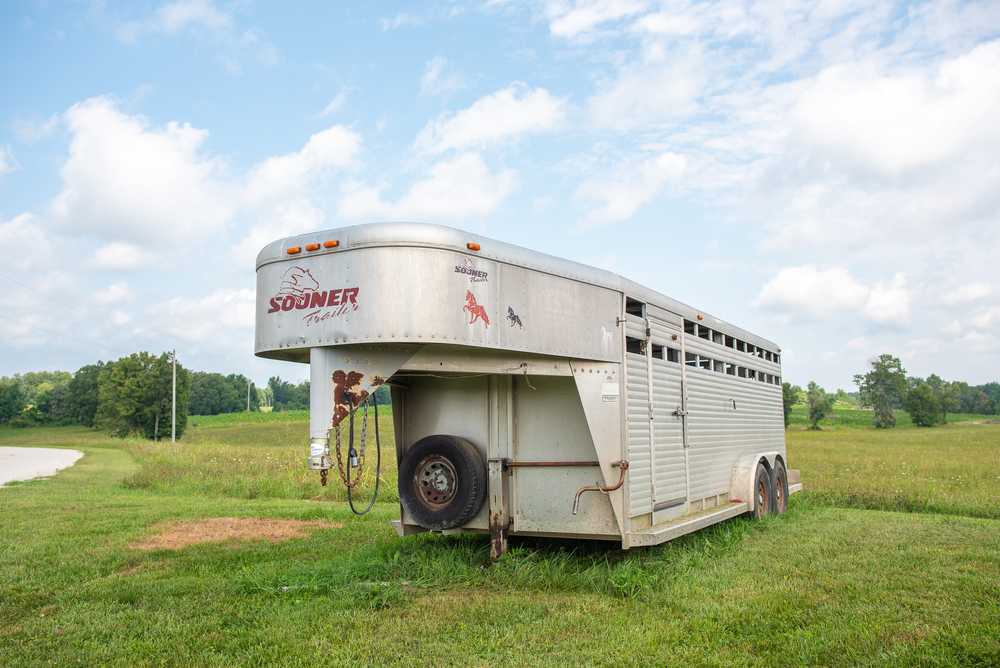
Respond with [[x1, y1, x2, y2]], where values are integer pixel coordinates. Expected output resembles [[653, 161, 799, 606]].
[[414, 455, 458, 508], [775, 473, 785, 509], [757, 477, 769, 515]]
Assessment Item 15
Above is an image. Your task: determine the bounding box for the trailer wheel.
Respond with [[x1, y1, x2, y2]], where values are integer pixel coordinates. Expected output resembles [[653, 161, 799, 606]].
[[398, 435, 486, 530], [751, 461, 774, 520], [772, 459, 789, 514]]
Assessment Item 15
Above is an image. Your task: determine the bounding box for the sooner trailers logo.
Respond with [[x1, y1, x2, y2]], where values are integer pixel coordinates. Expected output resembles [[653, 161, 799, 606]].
[[267, 266, 359, 326]]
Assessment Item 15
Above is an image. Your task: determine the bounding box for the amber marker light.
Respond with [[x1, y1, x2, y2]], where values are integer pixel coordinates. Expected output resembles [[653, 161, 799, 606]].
[[287, 246, 302, 255], [305, 243, 321, 251], [696, 314, 704, 320], [467, 242, 481, 251], [323, 240, 340, 248]]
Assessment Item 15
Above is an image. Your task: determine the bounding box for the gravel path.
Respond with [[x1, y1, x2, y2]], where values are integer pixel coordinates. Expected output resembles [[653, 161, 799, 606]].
[[0, 447, 83, 487]]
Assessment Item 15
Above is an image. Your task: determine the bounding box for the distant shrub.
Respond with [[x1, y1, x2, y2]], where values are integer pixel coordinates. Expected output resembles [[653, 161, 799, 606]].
[[905, 382, 942, 427]]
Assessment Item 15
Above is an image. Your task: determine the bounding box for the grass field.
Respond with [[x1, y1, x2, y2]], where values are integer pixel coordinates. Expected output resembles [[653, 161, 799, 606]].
[[1, 409, 998, 666]]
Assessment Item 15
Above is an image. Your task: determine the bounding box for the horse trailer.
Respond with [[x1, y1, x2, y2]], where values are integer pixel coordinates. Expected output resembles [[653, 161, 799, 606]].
[[255, 223, 801, 559]]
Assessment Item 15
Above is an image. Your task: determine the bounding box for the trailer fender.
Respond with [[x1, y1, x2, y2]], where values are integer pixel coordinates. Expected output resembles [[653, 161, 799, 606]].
[[729, 451, 780, 512]]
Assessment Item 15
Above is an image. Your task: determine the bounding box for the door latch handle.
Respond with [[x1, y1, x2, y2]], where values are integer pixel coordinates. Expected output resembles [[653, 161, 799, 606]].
[[673, 408, 688, 417]]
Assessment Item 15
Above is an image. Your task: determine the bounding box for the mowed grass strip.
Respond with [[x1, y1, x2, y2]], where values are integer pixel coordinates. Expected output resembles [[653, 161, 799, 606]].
[[0, 442, 997, 666]]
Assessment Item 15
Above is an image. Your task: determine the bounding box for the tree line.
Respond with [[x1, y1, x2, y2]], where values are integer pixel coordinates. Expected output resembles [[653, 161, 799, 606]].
[[781, 353, 999, 429], [0, 352, 390, 440]]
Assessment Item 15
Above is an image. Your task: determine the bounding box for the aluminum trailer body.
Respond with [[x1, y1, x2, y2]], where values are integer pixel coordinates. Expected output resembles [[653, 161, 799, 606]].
[[255, 223, 799, 558]]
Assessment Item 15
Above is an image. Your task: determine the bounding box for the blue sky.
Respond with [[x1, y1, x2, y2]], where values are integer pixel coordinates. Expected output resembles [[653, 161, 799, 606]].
[[2, 0, 999, 389]]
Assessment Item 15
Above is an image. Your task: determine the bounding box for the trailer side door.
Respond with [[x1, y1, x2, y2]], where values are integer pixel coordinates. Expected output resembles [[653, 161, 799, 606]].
[[647, 305, 688, 522]]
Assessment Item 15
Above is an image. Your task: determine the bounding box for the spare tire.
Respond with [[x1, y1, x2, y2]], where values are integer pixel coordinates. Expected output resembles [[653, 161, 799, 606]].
[[398, 435, 486, 530]]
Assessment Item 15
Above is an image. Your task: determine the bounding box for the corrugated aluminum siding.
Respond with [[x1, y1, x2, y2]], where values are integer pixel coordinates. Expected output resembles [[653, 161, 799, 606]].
[[650, 355, 685, 503], [684, 366, 784, 501], [625, 350, 652, 516]]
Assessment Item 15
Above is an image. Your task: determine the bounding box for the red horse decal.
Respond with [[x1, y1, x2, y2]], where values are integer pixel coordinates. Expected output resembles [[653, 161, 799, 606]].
[[463, 290, 490, 327]]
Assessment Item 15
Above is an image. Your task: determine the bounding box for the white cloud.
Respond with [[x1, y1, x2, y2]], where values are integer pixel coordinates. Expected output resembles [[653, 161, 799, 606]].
[[92, 242, 157, 270], [0, 146, 18, 175], [0, 214, 54, 274], [52, 97, 234, 245], [0, 214, 76, 345], [233, 125, 362, 263], [545, 0, 647, 40], [146, 288, 254, 343], [93, 283, 135, 305], [244, 125, 360, 204], [46, 97, 360, 267], [414, 84, 566, 155], [115, 1, 277, 70], [790, 42, 1000, 178], [109, 310, 132, 327], [575, 151, 687, 226], [864, 275, 912, 324], [766, 40, 1000, 249], [117, 0, 232, 42], [420, 57, 462, 97], [317, 88, 349, 117], [338, 152, 516, 221], [379, 13, 421, 31], [13, 115, 60, 143], [757, 266, 912, 324], [586, 47, 703, 130], [970, 306, 1000, 330], [941, 282, 993, 305]]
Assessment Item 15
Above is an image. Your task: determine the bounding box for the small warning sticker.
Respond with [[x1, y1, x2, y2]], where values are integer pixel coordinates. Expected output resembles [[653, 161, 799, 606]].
[[601, 382, 620, 402]]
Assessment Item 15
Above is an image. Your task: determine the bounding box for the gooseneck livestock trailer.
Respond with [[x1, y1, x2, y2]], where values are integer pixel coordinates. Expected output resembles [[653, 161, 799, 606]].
[[255, 223, 800, 559]]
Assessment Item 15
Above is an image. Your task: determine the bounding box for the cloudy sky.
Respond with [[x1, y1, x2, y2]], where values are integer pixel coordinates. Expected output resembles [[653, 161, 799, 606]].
[[1, 0, 999, 389]]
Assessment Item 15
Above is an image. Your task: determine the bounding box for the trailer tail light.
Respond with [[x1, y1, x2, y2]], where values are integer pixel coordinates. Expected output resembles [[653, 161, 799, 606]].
[[305, 243, 321, 252], [323, 240, 339, 249], [287, 246, 302, 255], [467, 242, 481, 251]]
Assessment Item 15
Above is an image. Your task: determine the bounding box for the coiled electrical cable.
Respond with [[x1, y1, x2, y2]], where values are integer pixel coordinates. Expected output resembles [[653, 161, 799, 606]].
[[345, 397, 381, 516]]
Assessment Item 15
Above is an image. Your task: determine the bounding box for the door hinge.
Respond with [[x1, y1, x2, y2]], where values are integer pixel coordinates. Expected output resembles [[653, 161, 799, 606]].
[[673, 408, 688, 417]]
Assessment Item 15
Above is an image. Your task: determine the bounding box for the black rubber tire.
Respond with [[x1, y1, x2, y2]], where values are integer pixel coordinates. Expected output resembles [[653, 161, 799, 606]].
[[398, 435, 486, 530], [751, 461, 774, 520], [772, 459, 789, 514]]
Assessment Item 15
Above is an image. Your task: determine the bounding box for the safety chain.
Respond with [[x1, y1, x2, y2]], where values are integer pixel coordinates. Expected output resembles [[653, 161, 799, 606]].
[[332, 395, 369, 488]]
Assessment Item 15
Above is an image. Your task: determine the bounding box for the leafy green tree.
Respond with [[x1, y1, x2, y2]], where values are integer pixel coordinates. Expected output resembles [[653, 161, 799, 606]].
[[0, 378, 26, 424], [781, 382, 801, 428], [977, 382, 1000, 414], [67, 363, 104, 426], [905, 381, 941, 427], [854, 354, 907, 428], [806, 381, 835, 430], [96, 352, 191, 439], [189, 372, 258, 415], [268, 376, 309, 411], [226, 374, 259, 411]]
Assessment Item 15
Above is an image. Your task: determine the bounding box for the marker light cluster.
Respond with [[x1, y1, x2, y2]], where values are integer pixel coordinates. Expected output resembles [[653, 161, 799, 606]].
[[287, 240, 339, 255]]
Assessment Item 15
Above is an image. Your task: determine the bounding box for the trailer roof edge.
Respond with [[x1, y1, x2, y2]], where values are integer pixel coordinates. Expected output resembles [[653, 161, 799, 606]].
[[256, 222, 781, 352]]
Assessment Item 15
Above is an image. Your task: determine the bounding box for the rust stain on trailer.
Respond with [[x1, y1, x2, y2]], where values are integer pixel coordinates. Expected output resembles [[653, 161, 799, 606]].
[[331, 370, 368, 427]]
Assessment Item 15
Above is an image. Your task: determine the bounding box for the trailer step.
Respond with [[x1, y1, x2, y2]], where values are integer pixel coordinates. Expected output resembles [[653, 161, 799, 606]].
[[628, 501, 750, 548]]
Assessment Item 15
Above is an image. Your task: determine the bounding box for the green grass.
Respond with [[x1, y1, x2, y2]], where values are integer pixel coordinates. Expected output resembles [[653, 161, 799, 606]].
[[1, 409, 999, 666], [789, 422, 1000, 518], [124, 411, 396, 503]]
